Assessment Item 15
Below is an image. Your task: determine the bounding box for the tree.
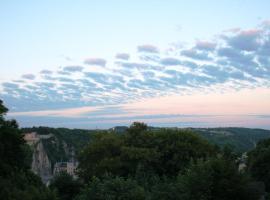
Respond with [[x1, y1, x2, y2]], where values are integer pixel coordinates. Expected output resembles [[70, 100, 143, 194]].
[[247, 138, 270, 192], [0, 100, 56, 200], [78, 132, 125, 181], [127, 122, 148, 136], [49, 171, 82, 200], [176, 158, 261, 200], [75, 175, 145, 200], [78, 123, 217, 183], [0, 100, 30, 174]]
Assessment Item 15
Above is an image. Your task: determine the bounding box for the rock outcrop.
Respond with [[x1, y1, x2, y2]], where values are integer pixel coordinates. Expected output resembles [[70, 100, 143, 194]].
[[24, 132, 53, 184], [31, 140, 53, 184], [24, 131, 80, 184]]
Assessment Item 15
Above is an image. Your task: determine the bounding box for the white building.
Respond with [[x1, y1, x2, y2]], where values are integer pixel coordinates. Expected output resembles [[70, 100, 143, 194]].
[[53, 161, 78, 178]]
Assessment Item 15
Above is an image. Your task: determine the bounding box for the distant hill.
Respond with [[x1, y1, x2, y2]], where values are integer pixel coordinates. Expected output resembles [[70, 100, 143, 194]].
[[191, 127, 270, 153]]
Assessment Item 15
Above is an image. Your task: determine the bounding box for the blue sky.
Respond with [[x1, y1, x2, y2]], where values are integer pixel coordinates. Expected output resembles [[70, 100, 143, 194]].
[[0, 1, 270, 128]]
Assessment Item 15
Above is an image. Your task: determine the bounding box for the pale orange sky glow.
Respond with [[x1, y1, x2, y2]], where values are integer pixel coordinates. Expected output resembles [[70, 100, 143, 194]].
[[124, 88, 270, 116], [9, 88, 270, 129]]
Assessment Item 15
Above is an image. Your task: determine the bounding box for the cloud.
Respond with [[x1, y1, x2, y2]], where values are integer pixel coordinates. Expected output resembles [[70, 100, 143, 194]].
[[62, 65, 84, 72], [57, 77, 74, 82], [35, 82, 55, 88], [181, 49, 211, 60], [1, 21, 270, 115], [137, 44, 159, 53], [2, 82, 19, 89], [40, 70, 53, 75], [160, 57, 181, 66], [217, 47, 264, 78], [116, 61, 158, 69], [84, 58, 107, 66], [57, 70, 71, 75], [223, 27, 241, 33], [139, 54, 160, 62], [115, 53, 130, 60], [22, 74, 35, 80], [42, 75, 57, 81], [77, 79, 96, 88], [225, 29, 262, 51], [259, 38, 270, 56], [13, 80, 25, 83], [195, 40, 216, 51], [84, 72, 109, 85], [201, 65, 244, 83]]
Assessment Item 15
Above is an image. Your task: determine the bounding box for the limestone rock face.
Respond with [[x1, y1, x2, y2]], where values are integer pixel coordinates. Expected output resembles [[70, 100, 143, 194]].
[[24, 131, 78, 184], [31, 140, 52, 184]]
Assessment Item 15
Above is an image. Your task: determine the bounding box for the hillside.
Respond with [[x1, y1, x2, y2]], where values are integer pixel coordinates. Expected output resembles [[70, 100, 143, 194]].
[[191, 127, 270, 153]]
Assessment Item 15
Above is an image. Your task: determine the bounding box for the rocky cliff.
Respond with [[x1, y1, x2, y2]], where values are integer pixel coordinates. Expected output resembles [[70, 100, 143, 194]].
[[24, 131, 74, 184], [31, 140, 53, 184], [23, 128, 93, 183]]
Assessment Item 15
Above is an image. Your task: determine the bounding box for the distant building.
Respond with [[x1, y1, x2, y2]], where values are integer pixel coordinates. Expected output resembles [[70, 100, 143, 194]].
[[53, 161, 78, 178]]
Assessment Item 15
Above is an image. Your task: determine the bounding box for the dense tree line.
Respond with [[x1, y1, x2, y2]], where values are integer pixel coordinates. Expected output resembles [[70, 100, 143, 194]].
[[248, 138, 270, 196], [72, 122, 265, 200]]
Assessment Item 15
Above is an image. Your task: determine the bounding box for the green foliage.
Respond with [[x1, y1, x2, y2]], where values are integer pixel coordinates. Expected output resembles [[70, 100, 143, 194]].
[[75, 175, 145, 200], [0, 99, 8, 117], [176, 158, 261, 200], [78, 122, 217, 182], [247, 138, 270, 192], [50, 171, 82, 200], [145, 176, 177, 200], [0, 100, 56, 200], [0, 118, 29, 174], [76, 122, 266, 199], [78, 132, 124, 181], [42, 137, 69, 168], [76, 158, 262, 200], [127, 121, 148, 136], [0, 170, 57, 200], [21, 127, 97, 167], [194, 127, 270, 153]]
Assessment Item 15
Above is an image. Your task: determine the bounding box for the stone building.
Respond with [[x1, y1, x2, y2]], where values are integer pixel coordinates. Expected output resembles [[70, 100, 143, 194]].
[[53, 161, 78, 178]]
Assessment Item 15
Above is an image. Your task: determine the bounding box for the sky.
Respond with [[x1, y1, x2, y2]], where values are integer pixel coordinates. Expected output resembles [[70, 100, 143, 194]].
[[0, 0, 270, 129]]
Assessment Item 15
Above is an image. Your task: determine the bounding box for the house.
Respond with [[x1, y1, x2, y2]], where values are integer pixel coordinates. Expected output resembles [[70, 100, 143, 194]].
[[53, 161, 78, 178]]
